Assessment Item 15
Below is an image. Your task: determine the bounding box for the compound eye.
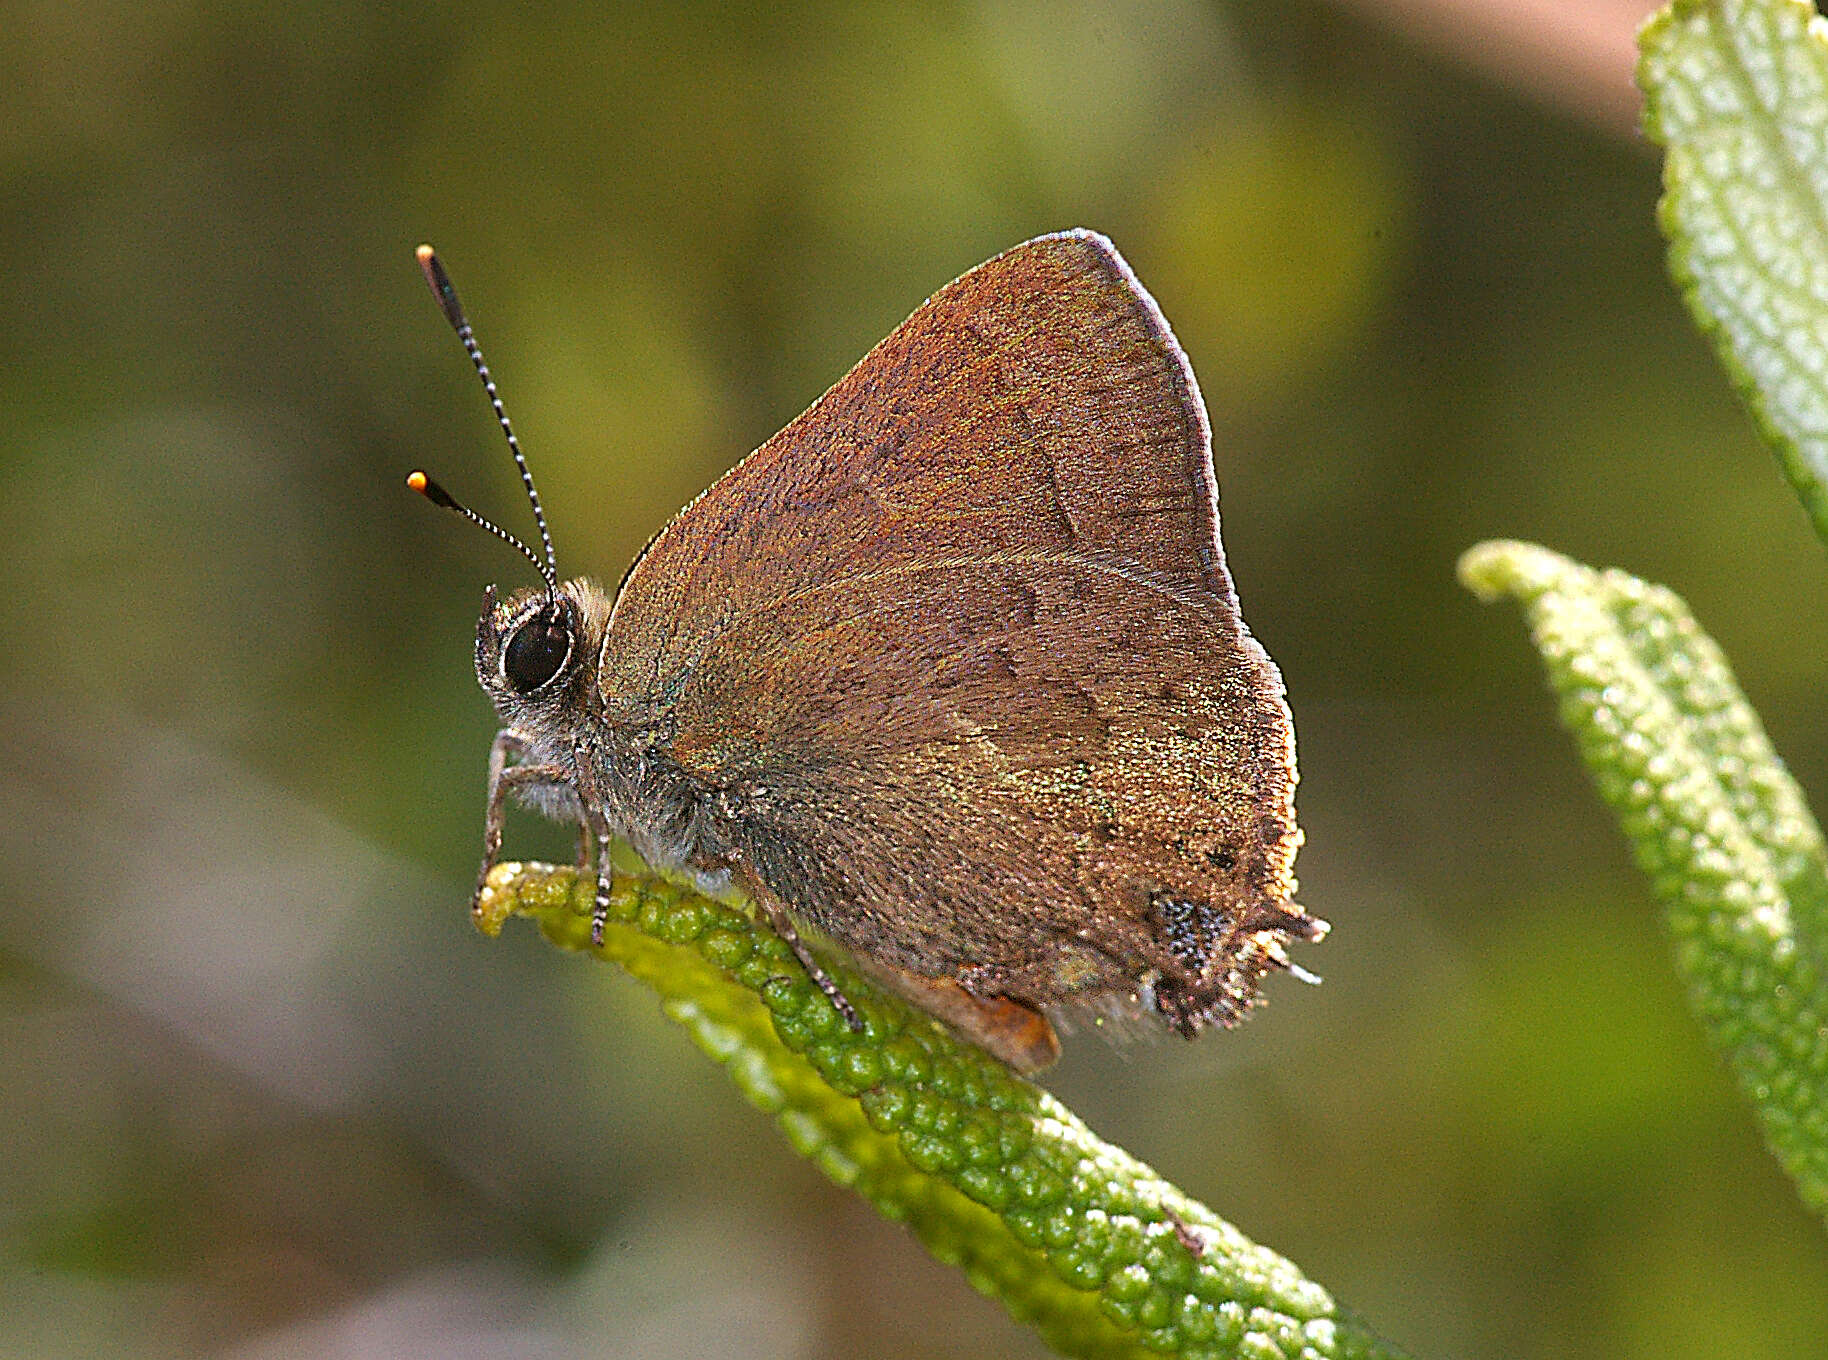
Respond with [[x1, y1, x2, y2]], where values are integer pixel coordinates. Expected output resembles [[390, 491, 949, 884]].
[[503, 610, 572, 692]]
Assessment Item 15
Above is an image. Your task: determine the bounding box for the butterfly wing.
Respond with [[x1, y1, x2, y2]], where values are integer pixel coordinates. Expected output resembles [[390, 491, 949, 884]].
[[598, 230, 1309, 1030]]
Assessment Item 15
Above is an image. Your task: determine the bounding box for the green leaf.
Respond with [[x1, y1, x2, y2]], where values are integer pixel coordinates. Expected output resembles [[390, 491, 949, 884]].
[[1460, 539, 1828, 1218], [1638, 0, 1828, 543], [474, 862, 1406, 1360]]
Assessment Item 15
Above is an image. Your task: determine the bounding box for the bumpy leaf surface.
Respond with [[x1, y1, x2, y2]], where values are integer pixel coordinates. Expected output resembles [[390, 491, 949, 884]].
[[1462, 540, 1828, 1218], [1640, 0, 1828, 543], [476, 862, 1405, 1359]]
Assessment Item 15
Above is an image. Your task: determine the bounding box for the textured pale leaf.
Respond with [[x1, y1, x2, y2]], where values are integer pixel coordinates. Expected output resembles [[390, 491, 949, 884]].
[[474, 862, 1404, 1360], [1639, 0, 1828, 541], [1461, 540, 1828, 1217]]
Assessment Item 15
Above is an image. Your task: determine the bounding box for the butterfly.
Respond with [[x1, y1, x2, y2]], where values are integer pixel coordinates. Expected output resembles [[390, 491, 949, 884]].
[[411, 230, 1323, 1071]]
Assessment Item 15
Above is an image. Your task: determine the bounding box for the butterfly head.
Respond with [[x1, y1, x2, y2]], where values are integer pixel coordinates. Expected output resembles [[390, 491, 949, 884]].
[[474, 578, 612, 730]]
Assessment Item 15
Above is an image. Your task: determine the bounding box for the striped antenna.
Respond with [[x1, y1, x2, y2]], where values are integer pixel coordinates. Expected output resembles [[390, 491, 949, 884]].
[[408, 244, 559, 603]]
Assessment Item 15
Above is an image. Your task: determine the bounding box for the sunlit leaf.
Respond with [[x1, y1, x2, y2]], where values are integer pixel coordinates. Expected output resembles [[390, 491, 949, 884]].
[[1639, 0, 1828, 543], [476, 862, 1406, 1360], [1461, 539, 1828, 1218]]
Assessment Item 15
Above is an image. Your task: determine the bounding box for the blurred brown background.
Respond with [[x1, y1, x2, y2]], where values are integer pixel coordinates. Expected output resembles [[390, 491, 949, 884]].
[[5, 0, 1827, 1357]]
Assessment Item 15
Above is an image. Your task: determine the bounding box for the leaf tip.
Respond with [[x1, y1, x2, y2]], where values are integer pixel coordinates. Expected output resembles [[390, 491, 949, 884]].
[[1456, 539, 1571, 603], [471, 865, 516, 937]]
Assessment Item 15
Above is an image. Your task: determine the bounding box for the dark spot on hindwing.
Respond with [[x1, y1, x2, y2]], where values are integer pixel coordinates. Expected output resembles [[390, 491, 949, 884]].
[[1151, 890, 1227, 973]]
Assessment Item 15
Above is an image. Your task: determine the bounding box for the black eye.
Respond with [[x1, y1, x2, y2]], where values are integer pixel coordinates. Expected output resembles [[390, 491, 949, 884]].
[[503, 610, 572, 692]]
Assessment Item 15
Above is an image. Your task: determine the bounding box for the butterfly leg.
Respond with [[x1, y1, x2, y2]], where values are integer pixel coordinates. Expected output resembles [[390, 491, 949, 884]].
[[556, 742, 621, 947], [588, 830, 615, 946], [740, 878, 864, 1033], [477, 728, 573, 907]]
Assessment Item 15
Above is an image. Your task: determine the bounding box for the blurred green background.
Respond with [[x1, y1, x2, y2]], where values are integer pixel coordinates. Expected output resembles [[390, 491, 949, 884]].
[[5, 0, 1828, 1356]]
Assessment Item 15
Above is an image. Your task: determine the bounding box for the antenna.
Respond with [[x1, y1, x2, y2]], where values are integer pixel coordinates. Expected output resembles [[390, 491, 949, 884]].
[[406, 470, 555, 594], [409, 244, 560, 604]]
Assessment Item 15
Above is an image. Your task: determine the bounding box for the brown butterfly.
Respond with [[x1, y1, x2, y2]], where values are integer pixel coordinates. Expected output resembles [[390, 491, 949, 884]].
[[411, 231, 1324, 1072]]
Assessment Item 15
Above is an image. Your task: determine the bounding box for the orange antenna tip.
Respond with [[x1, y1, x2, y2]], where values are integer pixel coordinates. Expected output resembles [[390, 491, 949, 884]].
[[416, 244, 466, 333], [406, 470, 464, 513]]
